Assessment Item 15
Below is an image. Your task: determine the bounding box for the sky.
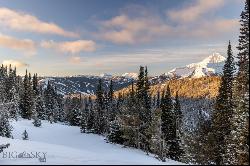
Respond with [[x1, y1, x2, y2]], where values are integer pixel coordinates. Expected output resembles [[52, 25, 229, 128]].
[[0, 0, 244, 76]]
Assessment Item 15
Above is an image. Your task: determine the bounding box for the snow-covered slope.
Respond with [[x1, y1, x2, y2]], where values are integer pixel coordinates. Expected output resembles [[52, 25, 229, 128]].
[[166, 53, 226, 78], [38, 75, 134, 96], [122, 73, 138, 79], [0, 119, 183, 165]]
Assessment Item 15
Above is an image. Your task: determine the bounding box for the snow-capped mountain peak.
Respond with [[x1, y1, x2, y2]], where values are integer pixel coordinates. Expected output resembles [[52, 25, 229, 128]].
[[122, 73, 138, 79], [201, 52, 226, 64], [100, 73, 113, 78], [166, 52, 226, 78]]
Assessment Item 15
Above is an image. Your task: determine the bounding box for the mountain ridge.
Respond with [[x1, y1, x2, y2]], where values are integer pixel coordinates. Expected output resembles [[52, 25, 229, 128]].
[[38, 52, 225, 96]]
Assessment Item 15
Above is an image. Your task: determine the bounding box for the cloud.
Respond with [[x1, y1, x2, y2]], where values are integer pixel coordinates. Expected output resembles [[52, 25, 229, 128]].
[[96, 0, 239, 45], [167, 0, 225, 23], [69, 56, 82, 64], [97, 15, 171, 44], [2, 59, 29, 68], [0, 33, 36, 55], [0, 7, 78, 37], [187, 18, 239, 37], [41, 40, 96, 53]]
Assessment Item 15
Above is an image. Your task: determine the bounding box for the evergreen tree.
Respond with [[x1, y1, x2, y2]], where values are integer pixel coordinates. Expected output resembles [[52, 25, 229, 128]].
[[32, 108, 42, 127], [44, 81, 61, 123], [107, 117, 124, 144], [140, 66, 152, 154], [228, 1, 249, 165], [19, 70, 33, 120], [36, 90, 46, 120], [171, 91, 184, 161], [0, 112, 12, 138], [32, 74, 39, 96], [80, 104, 88, 133], [95, 79, 106, 134], [209, 41, 235, 165], [22, 130, 29, 140], [86, 96, 95, 133], [67, 97, 82, 126], [108, 80, 115, 122], [160, 85, 175, 159]]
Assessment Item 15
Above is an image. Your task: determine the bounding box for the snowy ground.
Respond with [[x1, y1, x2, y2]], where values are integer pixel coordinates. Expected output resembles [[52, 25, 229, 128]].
[[0, 119, 183, 165]]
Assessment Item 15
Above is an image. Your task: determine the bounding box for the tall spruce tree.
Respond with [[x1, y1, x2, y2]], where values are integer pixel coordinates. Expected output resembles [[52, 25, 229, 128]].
[[86, 96, 95, 133], [209, 41, 235, 165], [95, 79, 106, 134], [171, 91, 184, 161], [0, 112, 12, 138], [160, 85, 176, 159], [228, 0, 249, 165], [19, 70, 33, 120]]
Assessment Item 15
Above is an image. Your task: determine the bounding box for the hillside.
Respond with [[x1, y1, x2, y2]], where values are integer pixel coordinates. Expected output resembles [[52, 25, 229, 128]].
[[38, 75, 134, 96], [0, 119, 183, 165], [115, 76, 221, 99]]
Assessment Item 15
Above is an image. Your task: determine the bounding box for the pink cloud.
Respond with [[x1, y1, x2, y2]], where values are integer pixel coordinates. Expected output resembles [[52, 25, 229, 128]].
[[0, 7, 78, 37], [41, 40, 96, 54], [0, 33, 36, 55], [167, 0, 225, 23], [98, 15, 171, 44]]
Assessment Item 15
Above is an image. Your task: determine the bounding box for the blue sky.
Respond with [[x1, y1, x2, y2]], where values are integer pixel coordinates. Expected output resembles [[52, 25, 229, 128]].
[[0, 0, 244, 76]]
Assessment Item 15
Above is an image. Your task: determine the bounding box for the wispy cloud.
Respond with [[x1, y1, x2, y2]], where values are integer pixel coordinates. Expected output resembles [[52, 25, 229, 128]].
[[0, 33, 36, 55], [41, 40, 96, 54], [97, 14, 171, 44], [2, 59, 29, 68], [167, 0, 225, 23], [0, 7, 78, 37], [96, 0, 239, 45]]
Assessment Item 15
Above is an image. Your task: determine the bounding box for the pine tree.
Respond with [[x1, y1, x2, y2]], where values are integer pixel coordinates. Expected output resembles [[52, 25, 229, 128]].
[[36, 91, 46, 120], [160, 85, 176, 159], [86, 96, 95, 133], [80, 105, 88, 133], [209, 41, 236, 164], [67, 97, 81, 126], [44, 81, 61, 123], [108, 80, 115, 122], [19, 70, 33, 120], [0, 65, 7, 103], [32, 109, 42, 127], [0, 112, 12, 138], [228, 1, 249, 165], [140, 66, 152, 154], [32, 74, 39, 96], [22, 130, 29, 140], [95, 79, 106, 134], [107, 117, 124, 144], [136, 66, 145, 100], [121, 81, 140, 148], [171, 91, 184, 161]]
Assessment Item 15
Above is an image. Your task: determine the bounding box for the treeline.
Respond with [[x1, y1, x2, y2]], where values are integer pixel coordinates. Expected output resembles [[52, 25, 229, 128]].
[[115, 76, 221, 99], [0, 67, 64, 131]]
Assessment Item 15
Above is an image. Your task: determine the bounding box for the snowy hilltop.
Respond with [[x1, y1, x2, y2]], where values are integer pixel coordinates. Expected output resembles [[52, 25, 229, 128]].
[[166, 53, 226, 78], [0, 119, 183, 165]]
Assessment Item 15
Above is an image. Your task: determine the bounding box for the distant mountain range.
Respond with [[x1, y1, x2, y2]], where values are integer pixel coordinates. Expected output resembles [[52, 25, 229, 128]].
[[39, 52, 226, 96], [38, 75, 135, 96], [165, 52, 225, 78]]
